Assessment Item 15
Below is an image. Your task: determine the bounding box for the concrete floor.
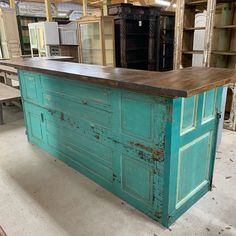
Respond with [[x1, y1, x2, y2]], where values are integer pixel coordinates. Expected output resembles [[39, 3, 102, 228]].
[[0, 106, 235, 236]]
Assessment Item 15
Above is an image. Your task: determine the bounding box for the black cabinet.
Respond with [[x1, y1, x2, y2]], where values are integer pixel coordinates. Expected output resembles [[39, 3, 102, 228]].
[[108, 3, 160, 71]]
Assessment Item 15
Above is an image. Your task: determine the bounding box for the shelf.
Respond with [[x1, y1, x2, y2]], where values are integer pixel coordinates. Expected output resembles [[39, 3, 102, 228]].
[[82, 48, 102, 50], [126, 47, 147, 51], [161, 28, 175, 31], [184, 27, 206, 30], [21, 26, 28, 30], [182, 50, 204, 54], [186, 0, 207, 6], [126, 33, 149, 36], [128, 59, 147, 64], [215, 25, 236, 29], [212, 51, 236, 56]]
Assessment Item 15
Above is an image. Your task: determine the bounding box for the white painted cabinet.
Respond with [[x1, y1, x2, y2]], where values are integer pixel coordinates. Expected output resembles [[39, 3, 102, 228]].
[[28, 22, 60, 57], [0, 8, 21, 59], [59, 22, 78, 45]]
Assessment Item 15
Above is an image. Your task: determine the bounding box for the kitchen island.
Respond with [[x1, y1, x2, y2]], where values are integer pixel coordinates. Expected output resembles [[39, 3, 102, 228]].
[[1, 58, 236, 227]]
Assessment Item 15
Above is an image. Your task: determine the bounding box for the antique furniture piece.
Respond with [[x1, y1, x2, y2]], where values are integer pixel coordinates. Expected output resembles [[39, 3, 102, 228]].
[[158, 11, 175, 71], [1, 58, 236, 227], [77, 16, 115, 66], [17, 15, 44, 56], [108, 3, 160, 71], [0, 7, 21, 59], [0, 82, 20, 125], [17, 15, 70, 56], [28, 22, 60, 57], [59, 22, 80, 62]]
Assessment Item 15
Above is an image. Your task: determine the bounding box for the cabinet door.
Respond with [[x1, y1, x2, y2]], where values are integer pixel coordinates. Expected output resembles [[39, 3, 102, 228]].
[[79, 22, 103, 65], [19, 71, 42, 105], [24, 102, 45, 146], [1, 10, 21, 58]]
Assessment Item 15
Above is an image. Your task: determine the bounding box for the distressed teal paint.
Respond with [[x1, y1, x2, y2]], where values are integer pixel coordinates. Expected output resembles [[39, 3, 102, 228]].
[[202, 89, 217, 123], [18, 70, 223, 227], [176, 132, 212, 207], [180, 96, 198, 134]]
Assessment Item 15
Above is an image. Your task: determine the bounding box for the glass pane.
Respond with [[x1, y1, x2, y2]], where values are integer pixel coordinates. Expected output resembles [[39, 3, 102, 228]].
[[38, 28, 45, 51], [80, 22, 102, 65], [104, 21, 114, 66], [30, 28, 37, 47]]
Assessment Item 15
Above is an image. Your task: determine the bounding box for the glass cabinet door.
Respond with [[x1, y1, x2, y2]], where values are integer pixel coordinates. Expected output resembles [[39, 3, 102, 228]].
[[37, 28, 45, 51], [79, 22, 102, 65], [103, 20, 114, 66], [29, 28, 37, 48]]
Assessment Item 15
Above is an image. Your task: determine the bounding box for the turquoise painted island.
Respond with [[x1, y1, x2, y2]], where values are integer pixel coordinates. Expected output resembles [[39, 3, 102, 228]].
[[1, 58, 236, 227]]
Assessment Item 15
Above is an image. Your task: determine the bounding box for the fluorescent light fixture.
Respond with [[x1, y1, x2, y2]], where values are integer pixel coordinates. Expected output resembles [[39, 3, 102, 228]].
[[154, 0, 176, 7]]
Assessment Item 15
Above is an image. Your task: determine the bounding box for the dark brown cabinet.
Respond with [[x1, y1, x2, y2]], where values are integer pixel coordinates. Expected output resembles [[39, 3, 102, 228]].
[[108, 3, 160, 71]]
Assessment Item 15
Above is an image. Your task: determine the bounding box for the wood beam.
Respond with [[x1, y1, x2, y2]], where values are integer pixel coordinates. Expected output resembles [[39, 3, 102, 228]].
[[44, 0, 52, 21], [174, 0, 185, 69], [83, 0, 87, 16], [9, 0, 16, 9]]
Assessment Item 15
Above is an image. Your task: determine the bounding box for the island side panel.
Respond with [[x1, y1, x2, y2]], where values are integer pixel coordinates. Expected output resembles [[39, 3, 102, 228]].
[[18, 69, 172, 225], [163, 88, 223, 226]]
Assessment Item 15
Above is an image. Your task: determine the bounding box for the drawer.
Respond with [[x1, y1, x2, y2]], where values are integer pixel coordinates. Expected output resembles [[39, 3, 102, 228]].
[[41, 74, 112, 110], [42, 90, 112, 128]]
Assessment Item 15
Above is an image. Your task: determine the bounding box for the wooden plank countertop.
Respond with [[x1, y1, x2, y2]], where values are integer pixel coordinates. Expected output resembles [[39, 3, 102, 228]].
[[0, 58, 236, 98]]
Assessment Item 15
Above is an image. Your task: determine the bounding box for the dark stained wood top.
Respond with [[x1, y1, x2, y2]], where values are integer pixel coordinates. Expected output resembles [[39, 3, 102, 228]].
[[0, 83, 20, 102], [0, 58, 236, 98]]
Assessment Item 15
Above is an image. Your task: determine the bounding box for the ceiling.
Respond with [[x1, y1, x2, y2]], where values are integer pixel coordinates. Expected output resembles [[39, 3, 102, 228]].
[[15, 0, 173, 8]]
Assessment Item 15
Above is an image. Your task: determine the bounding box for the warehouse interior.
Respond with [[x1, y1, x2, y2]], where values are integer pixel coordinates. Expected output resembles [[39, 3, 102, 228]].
[[0, 0, 236, 235]]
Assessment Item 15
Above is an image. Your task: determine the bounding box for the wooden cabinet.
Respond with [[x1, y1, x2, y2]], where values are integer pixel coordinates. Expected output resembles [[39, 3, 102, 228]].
[[0, 8, 21, 59], [108, 3, 161, 71], [77, 16, 115, 66], [158, 11, 175, 71]]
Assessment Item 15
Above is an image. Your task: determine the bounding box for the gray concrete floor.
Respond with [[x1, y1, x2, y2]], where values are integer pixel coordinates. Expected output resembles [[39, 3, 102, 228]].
[[0, 106, 235, 236]]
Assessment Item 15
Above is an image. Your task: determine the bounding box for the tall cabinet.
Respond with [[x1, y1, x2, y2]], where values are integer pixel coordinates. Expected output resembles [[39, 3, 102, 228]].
[[108, 3, 160, 71], [158, 11, 175, 71], [77, 16, 115, 66], [0, 8, 21, 59]]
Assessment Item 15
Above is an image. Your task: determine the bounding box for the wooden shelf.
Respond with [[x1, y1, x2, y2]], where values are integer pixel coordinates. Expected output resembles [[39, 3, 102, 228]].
[[161, 28, 175, 31], [215, 25, 236, 29], [182, 50, 204, 54], [126, 33, 149, 36], [126, 47, 147, 51], [186, 0, 207, 6], [128, 59, 147, 64], [184, 27, 206, 30], [212, 51, 236, 56]]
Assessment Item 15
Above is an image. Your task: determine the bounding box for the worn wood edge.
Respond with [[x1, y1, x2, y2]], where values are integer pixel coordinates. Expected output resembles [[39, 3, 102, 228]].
[[0, 61, 187, 98], [1, 60, 236, 98], [186, 77, 235, 97]]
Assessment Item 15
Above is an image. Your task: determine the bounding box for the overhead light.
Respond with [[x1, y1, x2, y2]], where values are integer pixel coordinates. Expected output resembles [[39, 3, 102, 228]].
[[154, 0, 176, 7]]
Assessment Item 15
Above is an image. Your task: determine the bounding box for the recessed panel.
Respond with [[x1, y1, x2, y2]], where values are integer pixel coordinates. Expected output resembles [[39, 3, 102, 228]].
[[180, 96, 198, 135], [22, 72, 41, 103], [121, 94, 154, 141], [122, 154, 154, 205], [43, 91, 112, 128], [176, 132, 212, 208], [202, 89, 217, 123], [28, 113, 43, 141], [41, 75, 111, 110]]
